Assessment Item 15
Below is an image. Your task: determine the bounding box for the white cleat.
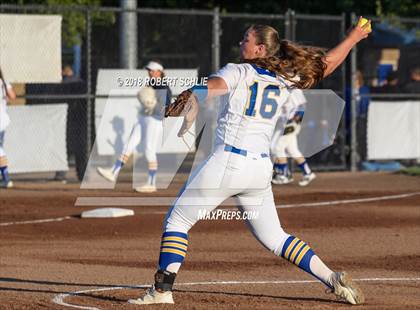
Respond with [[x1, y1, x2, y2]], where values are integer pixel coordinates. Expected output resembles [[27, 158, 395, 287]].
[[298, 172, 316, 186], [0, 180, 13, 189], [272, 174, 294, 185], [135, 184, 157, 193], [128, 286, 174, 305], [329, 271, 365, 305], [96, 167, 116, 182]]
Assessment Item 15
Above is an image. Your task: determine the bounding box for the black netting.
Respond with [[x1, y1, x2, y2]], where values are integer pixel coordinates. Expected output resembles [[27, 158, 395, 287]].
[[295, 16, 347, 169], [137, 13, 213, 75], [295, 17, 345, 93], [90, 12, 213, 75]]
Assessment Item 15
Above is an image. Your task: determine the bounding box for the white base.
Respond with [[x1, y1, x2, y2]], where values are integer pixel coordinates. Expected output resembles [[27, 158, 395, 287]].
[[81, 208, 134, 218]]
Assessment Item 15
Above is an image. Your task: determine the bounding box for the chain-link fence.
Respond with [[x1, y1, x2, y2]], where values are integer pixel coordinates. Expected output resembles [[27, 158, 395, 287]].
[[1, 4, 417, 179], [351, 14, 420, 170], [0, 5, 91, 180], [292, 13, 348, 170]]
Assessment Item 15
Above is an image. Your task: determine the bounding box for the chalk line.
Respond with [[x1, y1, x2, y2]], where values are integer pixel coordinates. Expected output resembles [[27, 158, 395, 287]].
[[52, 277, 420, 309]]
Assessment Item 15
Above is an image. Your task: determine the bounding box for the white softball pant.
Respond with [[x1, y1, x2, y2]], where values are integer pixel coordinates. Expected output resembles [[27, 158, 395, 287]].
[[164, 144, 291, 255], [271, 130, 303, 158], [122, 116, 163, 163]]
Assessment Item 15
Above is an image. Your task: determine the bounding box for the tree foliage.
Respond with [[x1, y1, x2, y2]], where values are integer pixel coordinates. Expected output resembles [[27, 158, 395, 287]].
[[1, 0, 418, 45]]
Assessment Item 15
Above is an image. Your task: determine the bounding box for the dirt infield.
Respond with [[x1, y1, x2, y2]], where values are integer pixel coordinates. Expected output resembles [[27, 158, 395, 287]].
[[1, 171, 419, 309]]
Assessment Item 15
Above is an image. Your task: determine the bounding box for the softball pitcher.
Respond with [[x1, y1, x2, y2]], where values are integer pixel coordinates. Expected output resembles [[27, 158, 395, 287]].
[[97, 61, 172, 192], [129, 18, 371, 306], [0, 68, 16, 189], [271, 89, 316, 186]]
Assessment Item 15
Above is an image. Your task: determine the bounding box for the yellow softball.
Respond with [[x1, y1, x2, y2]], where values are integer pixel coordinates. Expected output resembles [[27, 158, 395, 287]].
[[358, 17, 372, 32]]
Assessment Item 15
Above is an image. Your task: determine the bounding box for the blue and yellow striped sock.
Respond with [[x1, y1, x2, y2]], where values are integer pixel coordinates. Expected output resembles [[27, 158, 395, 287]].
[[147, 161, 158, 186], [298, 161, 311, 176], [148, 169, 157, 186], [158, 231, 188, 272], [112, 160, 124, 174], [112, 154, 129, 176], [281, 235, 332, 287], [0, 156, 10, 183], [274, 163, 288, 175], [0, 166, 10, 183]]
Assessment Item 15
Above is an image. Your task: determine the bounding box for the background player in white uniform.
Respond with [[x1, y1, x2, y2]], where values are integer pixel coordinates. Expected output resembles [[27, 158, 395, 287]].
[[0, 68, 16, 189], [97, 61, 172, 192], [271, 89, 316, 186], [128, 19, 371, 306]]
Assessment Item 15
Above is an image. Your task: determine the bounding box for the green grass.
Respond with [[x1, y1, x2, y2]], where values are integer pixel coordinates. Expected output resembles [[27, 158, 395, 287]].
[[400, 166, 420, 176]]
